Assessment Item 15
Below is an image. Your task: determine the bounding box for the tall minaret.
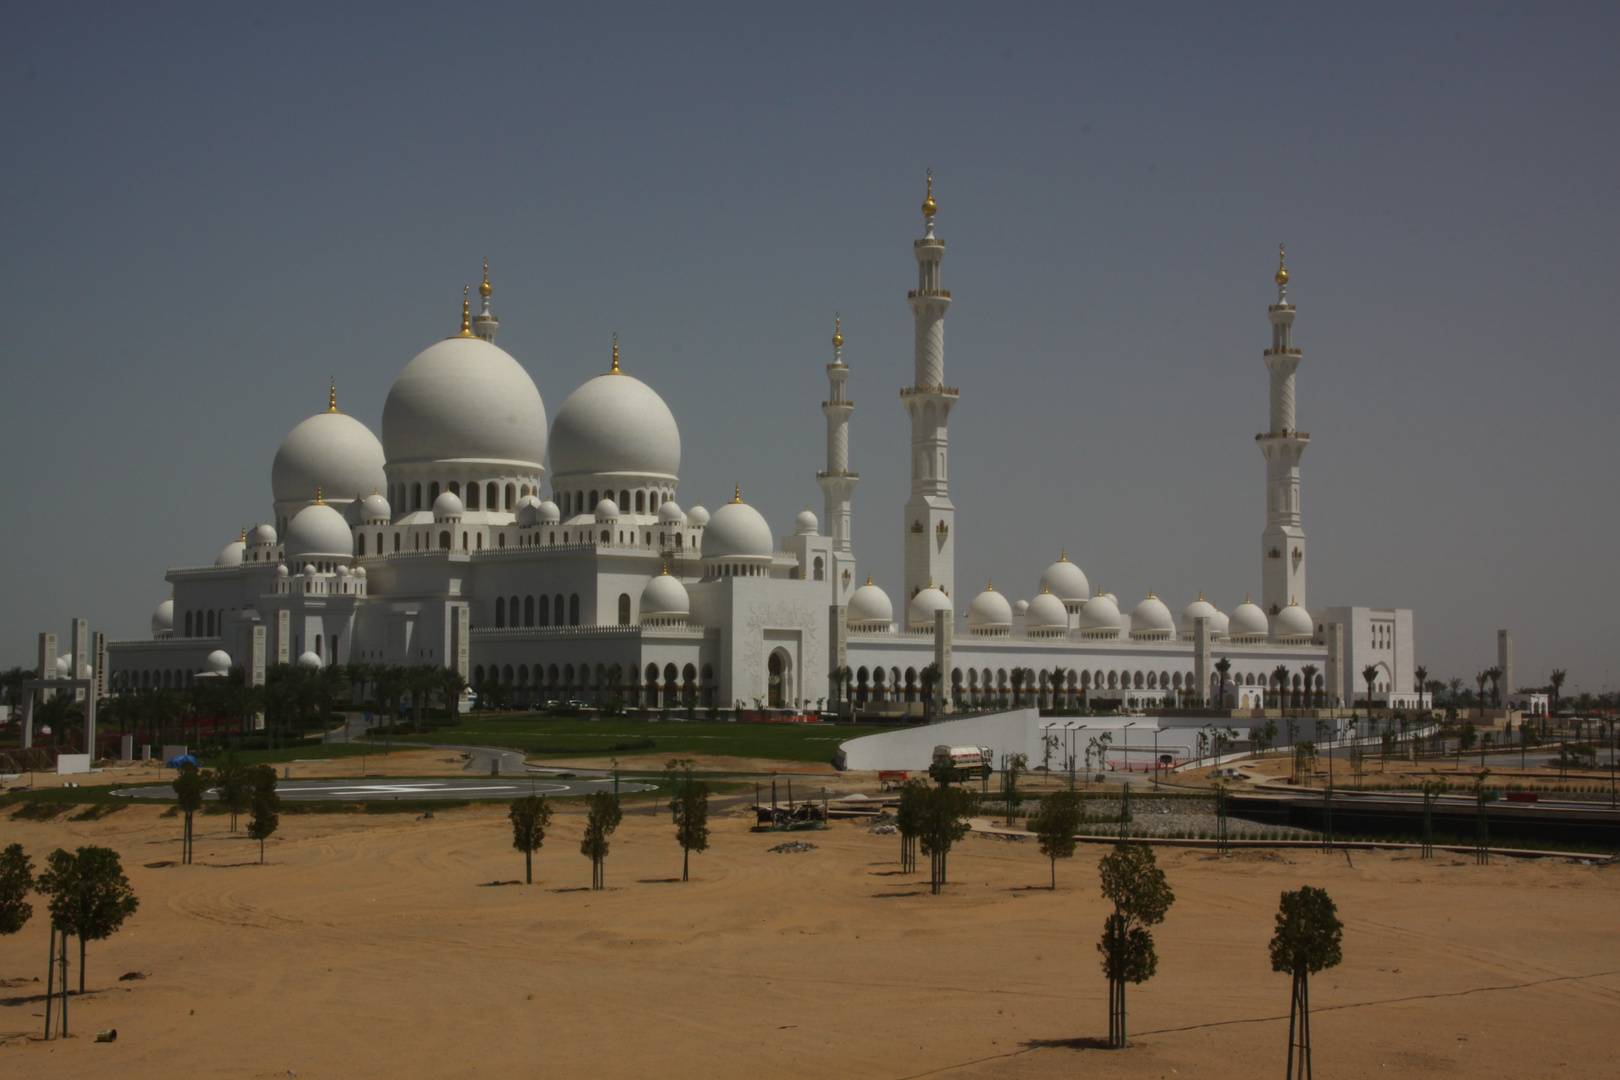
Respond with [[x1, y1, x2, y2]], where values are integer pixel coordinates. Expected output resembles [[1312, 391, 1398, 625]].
[[902, 171, 957, 604], [817, 314, 859, 553], [471, 260, 499, 343], [1257, 245, 1309, 615]]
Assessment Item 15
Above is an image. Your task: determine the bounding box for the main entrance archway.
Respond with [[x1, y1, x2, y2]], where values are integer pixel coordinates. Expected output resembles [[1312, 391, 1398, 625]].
[[767, 648, 793, 708]]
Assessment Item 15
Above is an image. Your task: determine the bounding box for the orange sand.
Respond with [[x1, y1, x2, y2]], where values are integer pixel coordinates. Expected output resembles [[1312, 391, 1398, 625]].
[[2, 798, 1616, 1078]]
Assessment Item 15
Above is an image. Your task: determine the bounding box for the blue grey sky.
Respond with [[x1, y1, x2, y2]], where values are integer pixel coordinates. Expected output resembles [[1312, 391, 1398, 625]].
[[3, 3, 1615, 692]]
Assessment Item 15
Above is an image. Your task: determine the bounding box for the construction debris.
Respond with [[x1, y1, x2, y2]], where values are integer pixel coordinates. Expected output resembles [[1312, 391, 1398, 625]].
[[768, 841, 819, 854]]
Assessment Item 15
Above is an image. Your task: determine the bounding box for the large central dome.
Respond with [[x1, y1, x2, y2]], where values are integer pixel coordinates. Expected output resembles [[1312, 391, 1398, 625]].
[[549, 369, 680, 483], [381, 337, 547, 468]]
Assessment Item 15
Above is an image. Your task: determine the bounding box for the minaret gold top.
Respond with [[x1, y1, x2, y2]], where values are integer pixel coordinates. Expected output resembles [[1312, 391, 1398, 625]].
[[1275, 244, 1288, 286], [454, 286, 474, 337], [921, 169, 936, 216]]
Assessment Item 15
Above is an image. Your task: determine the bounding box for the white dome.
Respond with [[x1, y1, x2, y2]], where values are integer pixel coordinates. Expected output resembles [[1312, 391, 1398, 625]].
[[538, 499, 560, 523], [55, 654, 71, 677], [1211, 608, 1230, 638], [296, 651, 324, 669], [594, 497, 619, 522], [205, 649, 232, 675], [285, 502, 353, 562], [702, 497, 773, 559], [640, 570, 690, 620], [1014, 599, 1030, 615], [1025, 591, 1069, 633], [1181, 595, 1218, 638], [151, 598, 174, 637], [1273, 600, 1314, 642], [215, 540, 245, 567], [247, 523, 278, 546], [1130, 593, 1175, 637], [432, 490, 464, 519], [549, 369, 680, 483], [272, 408, 386, 507], [686, 503, 710, 527], [1080, 592, 1122, 633], [352, 565, 367, 579], [657, 500, 685, 524], [381, 336, 547, 468], [303, 563, 318, 577], [968, 585, 1013, 631], [515, 495, 544, 527], [1229, 598, 1269, 639], [1040, 553, 1090, 602], [847, 578, 893, 628], [795, 509, 819, 535], [276, 563, 290, 578], [909, 586, 953, 629], [360, 491, 391, 523]]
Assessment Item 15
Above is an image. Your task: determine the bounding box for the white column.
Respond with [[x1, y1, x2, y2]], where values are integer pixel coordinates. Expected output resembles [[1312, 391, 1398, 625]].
[[1258, 247, 1308, 615]]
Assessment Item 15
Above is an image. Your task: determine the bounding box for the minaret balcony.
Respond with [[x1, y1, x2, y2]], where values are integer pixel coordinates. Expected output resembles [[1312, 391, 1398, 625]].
[[913, 238, 946, 250], [821, 400, 855, 409], [816, 469, 860, 479], [1255, 430, 1311, 441], [1263, 347, 1303, 356], [900, 385, 959, 398], [906, 289, 951, 299]]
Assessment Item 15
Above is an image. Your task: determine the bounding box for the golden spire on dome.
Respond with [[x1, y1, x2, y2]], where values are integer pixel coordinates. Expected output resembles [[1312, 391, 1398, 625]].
[[732, 483, 743, 503], [240, 526, 247, 542], [921, 169, 936, 216], [660, 562, 670, 576], [454, 286, 475, 337], [1244, 592, 1252, 603], [866, 574, 873, 586], [1275, 244, 1288, 286], [832, 312, 842, 348], [1060, 548, 1068, 561], [315, 487, 324, 505], [986, 579, 994, 591], [479, 259, 491, 298], [327, 378, 339, 413], [610, 332, 621, 373], [1197, 589, 1204, 601], [1148, 588, 1156, 599]]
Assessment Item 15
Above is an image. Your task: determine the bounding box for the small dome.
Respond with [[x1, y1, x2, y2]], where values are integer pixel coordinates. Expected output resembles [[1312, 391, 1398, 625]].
[[795, 509, 819, 535], [276, 563, 290, 578], [968, 584, 1012, 632], [1210, 607, 1230, 638], [640, 570, 690, 621], [658, 500, 685, 524], [1040, 552, 1090, 602], [549, 370, 680, 483], [1014, 599, 1030, 615], [686, 503, 710, 528], [594, 497, 619, 522], [1181, 594, 1218, 638], [247, 523, 278, 546], [909, 585, 952, 629], [1130, 592, 1175, 638], [151, 598, 174, 637], [215, 539, 245, 568], [1025, 590, 1069, 633], [1229, 597, 1269, 640], [286, 502, 354, 562], [303, 563, 318, 577], [1273, 600, 1314, 642], [296, 651, 324, 669], [352, 565, 367, 579], [703, 498, 773, 559], [1080, 591, 1122, 634], [433, 490, 464, 519], [847, 577, 893, 628], [360, 491, 391, 523], [205, 649, 232, 675], [515, 495, 544, 527], [272, 409, 386, 510], [55, 654, 71, 677], [538, 499, 560, 523]]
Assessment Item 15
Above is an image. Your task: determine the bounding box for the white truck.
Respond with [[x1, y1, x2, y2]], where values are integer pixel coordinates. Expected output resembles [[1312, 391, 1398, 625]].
[[931, 744, 994, 780]]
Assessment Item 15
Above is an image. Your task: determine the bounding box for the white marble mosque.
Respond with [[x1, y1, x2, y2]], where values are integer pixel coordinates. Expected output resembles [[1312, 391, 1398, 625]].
[[105, 179, 1417, 718]]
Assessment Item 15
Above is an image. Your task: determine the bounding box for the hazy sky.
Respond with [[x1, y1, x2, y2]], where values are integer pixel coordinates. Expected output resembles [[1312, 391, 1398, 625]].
[[3, 4, 1616, 693]]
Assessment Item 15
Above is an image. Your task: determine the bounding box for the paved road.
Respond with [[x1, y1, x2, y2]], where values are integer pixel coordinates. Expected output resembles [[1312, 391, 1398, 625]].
[[114, 775, 654, 802]]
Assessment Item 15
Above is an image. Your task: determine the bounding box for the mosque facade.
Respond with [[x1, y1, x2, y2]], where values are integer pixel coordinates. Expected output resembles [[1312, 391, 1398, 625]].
[[106, 184, 1417, 717]]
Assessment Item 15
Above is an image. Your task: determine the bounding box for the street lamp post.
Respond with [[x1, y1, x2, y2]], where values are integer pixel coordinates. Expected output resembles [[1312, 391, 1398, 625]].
[[1122, 722, 1137, 780], [1153, 727, 1160, 790]]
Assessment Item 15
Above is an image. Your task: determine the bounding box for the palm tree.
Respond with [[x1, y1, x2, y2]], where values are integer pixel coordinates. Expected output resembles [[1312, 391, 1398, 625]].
[[1271, 664, 1292, 713], [438, 668, 469, 720], [1010, 668, 1025, 708], [1549, 669, 1567, 720], [1214, 657, 1232, 709], [1299, 664, 1320, 712], [1485, 666, 1503, 709], [918, 662, 942, 721], [1474, 670, 1490, 722], [1414, 665, 1428, 704], [1363, 665, 1380, 727]]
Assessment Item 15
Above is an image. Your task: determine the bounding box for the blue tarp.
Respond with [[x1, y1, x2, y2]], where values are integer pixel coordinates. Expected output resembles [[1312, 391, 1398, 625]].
[[166, 754, 198, 768]]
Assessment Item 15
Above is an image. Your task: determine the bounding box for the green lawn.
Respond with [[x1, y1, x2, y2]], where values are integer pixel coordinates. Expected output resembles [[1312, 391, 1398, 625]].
[[389, 716, 900, 764]]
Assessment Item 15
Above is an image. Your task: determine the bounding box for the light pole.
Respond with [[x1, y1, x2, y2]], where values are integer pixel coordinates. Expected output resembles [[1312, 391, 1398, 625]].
[[1152, 726, 1160, 790], [1122, 722, 1137, 781], [1074, 724, 1089, 786]]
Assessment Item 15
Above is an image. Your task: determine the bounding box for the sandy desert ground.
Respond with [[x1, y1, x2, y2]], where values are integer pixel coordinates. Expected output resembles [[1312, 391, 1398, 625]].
[[2, 795, 1617, 1079]]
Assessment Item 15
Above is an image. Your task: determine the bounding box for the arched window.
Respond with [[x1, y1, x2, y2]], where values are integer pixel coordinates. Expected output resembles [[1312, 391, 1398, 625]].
[[601, 529, 611, 543], [466, 483, 479, 510], [461, 531, 468, 549], [813, 556, 824, 581], [184, 611, 193, 636], [589, 489, 599, 508], [448, 481, 460, 496], [358, 533, 367, 556], [524, 596, 534, 627], [394, 532, 401, 553], [438, 531, 451, 549], [555, 594, 565, 625], [504, 484, 515, 510], [618, 593, 631, 625], [430, 481, 440, 503], [412, 482, 422, 509], [376, 532, 383, 554], [206, 610, 215, 636], [314, 634, 322, 657], [539, 595, 550, 626], [618, 489, 629, 509], [569, 594, 580, 625], [495, 597, 505, 628], [636, 491, 646, 513]]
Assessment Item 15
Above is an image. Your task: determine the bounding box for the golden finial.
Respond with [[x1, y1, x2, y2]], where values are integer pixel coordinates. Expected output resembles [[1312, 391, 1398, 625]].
[[1041, 585, 1050, 594], [327, 378, 338, 413], [315, 487, 324, 505], [732, 483, 743, 503], [986, 579, 994, 591], [1275, 244, 1288, 287], [454, 286, 475, 337], [660, 562, 670, 576], [921, 169, 936, 216], [866, 574, 873, 586], [610, 332, 621, 373], [1060, 547, 1068, 562], [1244, 592, 1252, 604], [240, 526, 247, 543], [479, 259, 491, 298], [929, 576, 935, 588], [1197, 589, 1204, 601], [1148, 588, 1156, 599], [832, 312, 843, 349], [1290, 595, 1299, 606]]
